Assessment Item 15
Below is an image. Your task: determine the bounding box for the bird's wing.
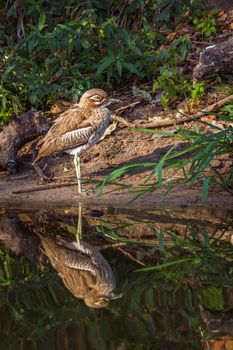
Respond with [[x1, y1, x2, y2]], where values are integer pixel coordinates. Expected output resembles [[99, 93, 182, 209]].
[[58, 126, 93, 151], [41, 237, 97, 275], [34, 106, 94, 160], [45, 105, 94, 138], [64, 258, 97, 274]]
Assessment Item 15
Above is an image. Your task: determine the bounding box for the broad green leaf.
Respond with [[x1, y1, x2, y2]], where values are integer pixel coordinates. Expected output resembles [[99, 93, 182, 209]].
[[38, 12, 47, 31], [96, 56, 115, 76], [122, 62, 144, 77]]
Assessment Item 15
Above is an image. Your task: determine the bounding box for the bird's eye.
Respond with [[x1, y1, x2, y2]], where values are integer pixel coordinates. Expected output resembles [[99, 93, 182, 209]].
[[90, 95, 102, 102]]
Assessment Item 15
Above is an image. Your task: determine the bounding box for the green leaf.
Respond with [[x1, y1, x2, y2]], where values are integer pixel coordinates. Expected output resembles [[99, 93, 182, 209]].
[[38, 12, 47, 31], [116, 60, 122, 76], [98, 163, 155, 188], [221, 105, 233, 117], [81, 39, 90, 49], [96, 56, 115, 76], [121, 62, 143, 77], [145, 143, 178, 184], [159, 8, 170, 22], [158, 229, 164, 253], [133, 128, 177, 137], [202, 177, 210, 206], [156, 162, 163, 185], [200, 287, 224, 311], [152, 81, 159, 92], [28, 38, 36, 54], [29, 90, 38, 105], [136, 258, 195, 272]]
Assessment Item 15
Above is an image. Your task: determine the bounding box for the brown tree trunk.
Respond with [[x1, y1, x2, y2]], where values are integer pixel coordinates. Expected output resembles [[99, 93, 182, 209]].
[[0, 109, 49, 173]]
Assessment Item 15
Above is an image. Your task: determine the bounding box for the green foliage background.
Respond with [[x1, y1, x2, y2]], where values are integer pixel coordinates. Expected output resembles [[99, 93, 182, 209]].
[[0, 0, 199, 124]]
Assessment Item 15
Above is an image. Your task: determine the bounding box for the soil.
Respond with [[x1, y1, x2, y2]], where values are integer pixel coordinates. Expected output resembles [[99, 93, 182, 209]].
[[0, 98, 232, 210]]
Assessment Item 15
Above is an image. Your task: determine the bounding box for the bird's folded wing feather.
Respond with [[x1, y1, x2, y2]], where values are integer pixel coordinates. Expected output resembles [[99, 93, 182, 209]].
[[38, 106, 94, 153], [41, 238, 97, 275], [48, 107, 93, 135], [59, 126, 93, 150], [63, 253, 97, 275]]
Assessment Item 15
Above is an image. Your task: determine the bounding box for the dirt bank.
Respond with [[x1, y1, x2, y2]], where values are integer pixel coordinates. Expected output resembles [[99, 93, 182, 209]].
[[0, 107, 232, 210]]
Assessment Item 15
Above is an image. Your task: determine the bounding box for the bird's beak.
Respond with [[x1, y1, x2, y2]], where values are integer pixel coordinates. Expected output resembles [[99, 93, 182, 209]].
[[109, 291, 124, 300], [104, 98, 123, 106]]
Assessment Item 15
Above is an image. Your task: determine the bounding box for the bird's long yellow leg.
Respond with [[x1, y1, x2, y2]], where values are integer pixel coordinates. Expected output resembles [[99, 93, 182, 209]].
[[76, 204, 82, 247], [74, 154, 82, 194]]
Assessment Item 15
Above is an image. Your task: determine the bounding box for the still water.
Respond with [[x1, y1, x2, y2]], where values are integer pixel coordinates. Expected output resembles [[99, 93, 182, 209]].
[[0, 205, 232, 350]]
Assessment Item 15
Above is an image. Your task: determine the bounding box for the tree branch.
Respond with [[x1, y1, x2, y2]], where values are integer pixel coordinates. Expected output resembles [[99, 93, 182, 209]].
[[112, 94, 233, 129]]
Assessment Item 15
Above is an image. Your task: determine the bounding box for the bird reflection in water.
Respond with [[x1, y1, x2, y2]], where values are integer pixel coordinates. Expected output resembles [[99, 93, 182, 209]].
[[40, 205, 122, 308]]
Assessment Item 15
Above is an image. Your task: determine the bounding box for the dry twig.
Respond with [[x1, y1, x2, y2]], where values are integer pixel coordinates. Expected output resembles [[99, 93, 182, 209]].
[[113, 94, 233, 129], [115, 100, 141, 113], [13, 182, 77, 194]]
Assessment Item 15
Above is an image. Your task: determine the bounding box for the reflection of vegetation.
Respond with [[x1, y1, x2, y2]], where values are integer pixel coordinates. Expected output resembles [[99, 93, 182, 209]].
[[0, 208, 232, 349], [0, 249, 45, 287], [200, 286, 224, 311], [98, 219, 233, 284], [0, 248, 200, 349]]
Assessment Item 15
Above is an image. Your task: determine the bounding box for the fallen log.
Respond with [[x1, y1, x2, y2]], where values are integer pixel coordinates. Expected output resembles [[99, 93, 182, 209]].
[[0, 109, 49, 174], [193, 35, 233, 80]]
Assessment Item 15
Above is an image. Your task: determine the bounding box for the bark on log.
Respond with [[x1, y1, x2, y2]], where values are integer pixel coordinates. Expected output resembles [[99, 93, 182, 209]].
[[193, 35, 233, 80], [205, 0, 233, 11], [0, 109, 49, 173]]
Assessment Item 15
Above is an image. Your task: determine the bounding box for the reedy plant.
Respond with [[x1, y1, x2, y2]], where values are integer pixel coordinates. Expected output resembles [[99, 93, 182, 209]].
[[98, 110, 233, 203]]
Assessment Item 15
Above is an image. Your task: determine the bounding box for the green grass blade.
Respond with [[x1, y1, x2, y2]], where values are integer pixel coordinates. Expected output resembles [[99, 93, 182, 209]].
[[202, 177, 210, 206], [97, 163, 155, 188], [132, 128, 178, 137], [135, 257, 195, 272]]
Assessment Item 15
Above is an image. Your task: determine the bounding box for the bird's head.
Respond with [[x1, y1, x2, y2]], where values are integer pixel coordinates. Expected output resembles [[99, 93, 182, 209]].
[[84, 291, 124, 308], [85, 296, 110, 308], [78, 88, 121, 109]]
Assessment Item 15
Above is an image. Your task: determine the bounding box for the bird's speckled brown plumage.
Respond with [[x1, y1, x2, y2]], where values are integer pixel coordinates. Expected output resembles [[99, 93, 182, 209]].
[[33, 88, 111, 164]]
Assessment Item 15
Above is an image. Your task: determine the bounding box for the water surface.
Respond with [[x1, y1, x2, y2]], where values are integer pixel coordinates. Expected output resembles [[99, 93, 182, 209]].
[[0, 205, 232, 350]]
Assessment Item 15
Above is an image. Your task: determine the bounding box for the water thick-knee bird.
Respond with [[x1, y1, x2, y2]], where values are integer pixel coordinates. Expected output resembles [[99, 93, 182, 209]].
[[33, 88, 121, 194]]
